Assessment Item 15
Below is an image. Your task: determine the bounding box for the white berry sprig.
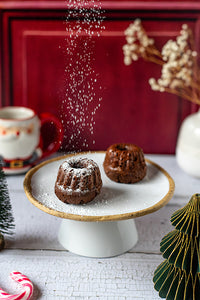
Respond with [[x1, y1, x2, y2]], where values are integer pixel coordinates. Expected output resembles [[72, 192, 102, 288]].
[[123, 19, 163, 66], [123, 20, 200, 105]]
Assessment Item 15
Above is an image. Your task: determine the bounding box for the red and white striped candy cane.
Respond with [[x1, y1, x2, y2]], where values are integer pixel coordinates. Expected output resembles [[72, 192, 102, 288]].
[[0, 271, 33, 300]]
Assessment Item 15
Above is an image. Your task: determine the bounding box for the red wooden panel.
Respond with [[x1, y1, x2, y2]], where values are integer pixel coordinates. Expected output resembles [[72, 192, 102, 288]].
[[2, 8, 200, 154]]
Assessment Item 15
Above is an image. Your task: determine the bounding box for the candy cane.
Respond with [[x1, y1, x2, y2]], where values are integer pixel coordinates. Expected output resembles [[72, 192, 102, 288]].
[[0, 271, 33, 300]]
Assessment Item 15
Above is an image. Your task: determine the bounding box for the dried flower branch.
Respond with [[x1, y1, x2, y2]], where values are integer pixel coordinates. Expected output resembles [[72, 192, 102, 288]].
[[123, 20, 200, 105], [123, 19, 163, 65]]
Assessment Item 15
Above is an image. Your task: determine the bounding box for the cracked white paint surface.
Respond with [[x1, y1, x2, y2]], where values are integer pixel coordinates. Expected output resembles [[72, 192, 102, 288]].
[[1, 251, 162, 299]]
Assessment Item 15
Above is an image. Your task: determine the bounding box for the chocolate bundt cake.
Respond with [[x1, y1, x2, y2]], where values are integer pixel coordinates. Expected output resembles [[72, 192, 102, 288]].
[[103, 143, 147, 183], [55, 157, 102, 205]]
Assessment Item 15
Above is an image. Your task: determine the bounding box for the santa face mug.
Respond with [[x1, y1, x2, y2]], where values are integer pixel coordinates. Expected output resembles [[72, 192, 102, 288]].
[[0, 106, 63, 174]]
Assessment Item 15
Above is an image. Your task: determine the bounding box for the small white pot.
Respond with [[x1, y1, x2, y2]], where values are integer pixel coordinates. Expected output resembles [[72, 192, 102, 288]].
[[176, 109, 200, 177]]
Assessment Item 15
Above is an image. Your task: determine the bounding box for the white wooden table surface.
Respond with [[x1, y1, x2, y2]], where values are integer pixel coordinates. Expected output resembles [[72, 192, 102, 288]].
[[1, 154, 199, 300]]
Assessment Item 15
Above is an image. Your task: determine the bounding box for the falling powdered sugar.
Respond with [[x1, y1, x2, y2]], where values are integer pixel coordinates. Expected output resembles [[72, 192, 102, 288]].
[[60, 0, 105, 152]]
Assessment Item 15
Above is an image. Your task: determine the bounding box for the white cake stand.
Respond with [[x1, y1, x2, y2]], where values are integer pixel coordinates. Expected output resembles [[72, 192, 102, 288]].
[[24, 152, 175, 257]]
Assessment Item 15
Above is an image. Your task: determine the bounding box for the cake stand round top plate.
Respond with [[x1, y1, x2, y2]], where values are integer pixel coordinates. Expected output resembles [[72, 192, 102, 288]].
[[24, 152, 175, 222]]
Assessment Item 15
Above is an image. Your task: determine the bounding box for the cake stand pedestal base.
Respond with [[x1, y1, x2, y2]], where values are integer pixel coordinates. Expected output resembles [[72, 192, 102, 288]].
[[58, 218, 138, 258]]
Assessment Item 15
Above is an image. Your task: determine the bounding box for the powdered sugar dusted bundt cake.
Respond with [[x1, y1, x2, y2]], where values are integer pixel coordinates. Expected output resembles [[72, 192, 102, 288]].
[[103, 143, 147, 183], [55, 157, 102, 205]]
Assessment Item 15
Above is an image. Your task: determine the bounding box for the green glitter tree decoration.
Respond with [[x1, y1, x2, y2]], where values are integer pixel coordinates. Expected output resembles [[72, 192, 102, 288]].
[[153, 193, 200, 300], [0, 163, 15, 249]]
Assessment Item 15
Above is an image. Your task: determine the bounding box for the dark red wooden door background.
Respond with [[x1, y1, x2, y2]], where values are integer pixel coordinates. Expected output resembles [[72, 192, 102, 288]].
[[1, 1, 200, 154]]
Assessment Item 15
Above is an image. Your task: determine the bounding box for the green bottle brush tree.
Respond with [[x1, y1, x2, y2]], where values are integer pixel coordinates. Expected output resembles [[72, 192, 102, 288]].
[[0, 163, 15, 249]]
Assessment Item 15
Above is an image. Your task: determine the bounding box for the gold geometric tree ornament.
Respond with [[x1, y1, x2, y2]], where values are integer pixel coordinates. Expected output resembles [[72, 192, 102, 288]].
[[153, 193, 200, 300]]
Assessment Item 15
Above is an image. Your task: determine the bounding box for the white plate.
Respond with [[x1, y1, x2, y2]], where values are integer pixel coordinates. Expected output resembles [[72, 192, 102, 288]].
[[24, 152, 175, 222]]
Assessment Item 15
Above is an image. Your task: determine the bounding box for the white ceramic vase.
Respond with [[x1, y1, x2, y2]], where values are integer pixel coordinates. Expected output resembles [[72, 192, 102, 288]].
[[176, 109, 200, 177]]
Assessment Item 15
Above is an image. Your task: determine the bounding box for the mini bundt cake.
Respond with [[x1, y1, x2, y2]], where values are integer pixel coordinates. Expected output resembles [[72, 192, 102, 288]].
[[55, 157, 102, 205], [103, 143, 147, 183]]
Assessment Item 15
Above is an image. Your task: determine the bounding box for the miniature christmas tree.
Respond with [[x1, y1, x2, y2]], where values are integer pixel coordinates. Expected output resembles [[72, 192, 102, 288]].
[[153, 193, 200, 300], [0, 163, 15, 249]]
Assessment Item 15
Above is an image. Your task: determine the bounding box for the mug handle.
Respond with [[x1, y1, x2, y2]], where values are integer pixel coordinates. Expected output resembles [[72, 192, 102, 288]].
[[39, 112, 63, 159]]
